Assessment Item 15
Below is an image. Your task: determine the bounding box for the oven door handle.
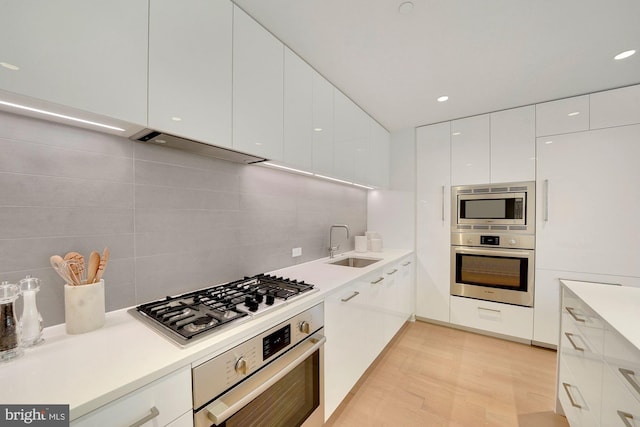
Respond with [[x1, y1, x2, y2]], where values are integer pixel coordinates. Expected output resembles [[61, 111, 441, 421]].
[[204, 332, 326, 425], [453, 247, 532, 258]]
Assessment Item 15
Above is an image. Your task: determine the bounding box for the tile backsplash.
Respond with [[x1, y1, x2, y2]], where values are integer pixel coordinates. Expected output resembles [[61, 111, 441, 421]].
[[0, 111, 366, 326]]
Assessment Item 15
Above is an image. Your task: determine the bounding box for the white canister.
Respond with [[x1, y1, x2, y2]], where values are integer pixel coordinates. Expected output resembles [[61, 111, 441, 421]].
[[371, 238, 383, 252], [365, 231, 381, 250], [355, 236, 368, 252], [64, 280, 105, 335]]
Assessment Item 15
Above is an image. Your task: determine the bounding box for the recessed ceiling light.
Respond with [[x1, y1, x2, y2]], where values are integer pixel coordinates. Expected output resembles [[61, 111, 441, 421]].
[[171, 116, 182, 121], [567, 111, 580, 117], [452, 132, 461, 136], [437, 96, 449, 102], [313, 128, 323, 132], [255, 142, 263, 146], [398, 1, 414, 14], [545, 140, 553, 145], [0, 62, 20, 71], [614, 50, 636, 60]]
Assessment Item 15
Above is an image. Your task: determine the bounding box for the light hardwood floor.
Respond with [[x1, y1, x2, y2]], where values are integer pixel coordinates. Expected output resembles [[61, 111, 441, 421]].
[[325, 321, 569, 427]]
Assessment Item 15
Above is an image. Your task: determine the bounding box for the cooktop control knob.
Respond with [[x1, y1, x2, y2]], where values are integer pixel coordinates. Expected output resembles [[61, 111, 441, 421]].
[[235, 357, 248, 376], [265, 293, 275, 306], [299, 320, 310, 334]]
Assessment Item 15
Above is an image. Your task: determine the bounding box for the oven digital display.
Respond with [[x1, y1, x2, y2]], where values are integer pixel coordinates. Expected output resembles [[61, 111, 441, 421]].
[[263, 324, 291, 361]]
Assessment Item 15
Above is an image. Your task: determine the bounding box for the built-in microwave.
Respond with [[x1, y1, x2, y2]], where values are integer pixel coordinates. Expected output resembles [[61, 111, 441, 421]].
[[451, 181, 535, 234]]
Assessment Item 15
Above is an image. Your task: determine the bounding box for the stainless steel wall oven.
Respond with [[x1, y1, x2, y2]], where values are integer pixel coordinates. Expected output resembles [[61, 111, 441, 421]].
[[451, 181, 535, 307], [193, 303, 325, 427]]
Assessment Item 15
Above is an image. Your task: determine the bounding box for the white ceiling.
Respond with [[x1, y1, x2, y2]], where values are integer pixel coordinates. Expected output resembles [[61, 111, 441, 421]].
[[233, 0, 640, 132]]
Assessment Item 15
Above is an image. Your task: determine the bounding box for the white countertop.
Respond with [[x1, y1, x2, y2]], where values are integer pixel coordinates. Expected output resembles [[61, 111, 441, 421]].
[[561, 280, 640, 352], [0, 249, 412, 420]]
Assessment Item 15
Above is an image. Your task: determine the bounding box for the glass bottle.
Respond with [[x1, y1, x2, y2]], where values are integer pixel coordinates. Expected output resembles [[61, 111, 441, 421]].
[[0, 281, 22, 362], [19, 275, 43, 347]]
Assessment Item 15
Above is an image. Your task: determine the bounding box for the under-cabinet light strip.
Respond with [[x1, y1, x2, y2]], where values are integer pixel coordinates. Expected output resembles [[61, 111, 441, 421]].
[[263, 163, 375, 190], [0, 100, 126, 132]]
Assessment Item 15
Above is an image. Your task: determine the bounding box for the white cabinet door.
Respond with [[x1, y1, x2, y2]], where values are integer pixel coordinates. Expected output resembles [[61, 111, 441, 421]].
[[490, 106, 535, 182], [232, 6, 284, 160], [283, 48, 313, 169], [333, 90, 369, 182], [149, 0, 232, 148], [311, 72, 334, 176], [536, 95, 589, 137], [0, 0, 147, 125], [536, 124, 640, 277], [451, 114, 490, 185], [367, 120, 390, 188], [590, 84, 640, 130], [416, 123, 451, 322]]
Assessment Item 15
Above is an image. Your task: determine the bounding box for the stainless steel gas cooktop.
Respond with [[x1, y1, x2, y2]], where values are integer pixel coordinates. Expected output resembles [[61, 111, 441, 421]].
[[129, 274, 315, 346]]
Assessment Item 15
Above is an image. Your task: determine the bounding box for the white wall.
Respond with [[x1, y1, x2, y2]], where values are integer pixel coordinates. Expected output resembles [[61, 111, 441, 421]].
[[367, 128, 415, 249]]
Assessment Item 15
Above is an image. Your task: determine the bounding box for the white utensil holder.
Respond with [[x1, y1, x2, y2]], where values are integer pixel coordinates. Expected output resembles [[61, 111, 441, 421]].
[[64, 280, 105, 335]]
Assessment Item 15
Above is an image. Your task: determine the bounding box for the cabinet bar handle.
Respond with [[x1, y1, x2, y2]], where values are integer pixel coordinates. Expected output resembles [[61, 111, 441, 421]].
[[402, 261, 411, 267], [564, 332, 585, 352], [341, 291, 360, 302], [478, 307, 501, 313], [565, 306, 586, 323], [543, 179, 549, 222], [129, 406, 159, 427], [441, 185, 445, 222], [386, 269, 398, 275], [562, 383, 582, 409], [619, 368, 640, 396], [617, 410, 634, 427], [371, 277, 384, 284]]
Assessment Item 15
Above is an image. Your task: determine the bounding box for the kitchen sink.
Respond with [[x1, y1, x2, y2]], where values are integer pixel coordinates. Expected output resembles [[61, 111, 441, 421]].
[[328, 257, 381, 268]]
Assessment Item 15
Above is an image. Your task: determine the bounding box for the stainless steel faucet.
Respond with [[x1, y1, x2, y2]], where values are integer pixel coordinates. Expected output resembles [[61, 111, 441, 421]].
[[329, 224, 350, 258]]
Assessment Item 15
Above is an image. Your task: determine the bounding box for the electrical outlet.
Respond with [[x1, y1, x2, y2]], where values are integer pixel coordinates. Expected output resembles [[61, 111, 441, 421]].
[[292, 247, 302, 257]]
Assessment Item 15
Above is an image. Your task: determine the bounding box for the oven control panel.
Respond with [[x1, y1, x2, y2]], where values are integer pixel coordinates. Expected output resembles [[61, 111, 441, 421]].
[[192, 302, 324, 409], [451, 232, 535, 250]]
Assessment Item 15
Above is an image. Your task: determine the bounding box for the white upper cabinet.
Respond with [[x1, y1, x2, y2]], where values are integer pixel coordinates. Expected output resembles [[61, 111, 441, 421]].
[[149, 0, 232, 148], [232, 6, 284, 160], [283, 48, 313, 169], [416, 122, 451, 323], [536, 95, 589, 136], [312, 72, 334, 176], [590, 84, 640, 130], [451, 114, 490, 185], [367, 121, 390, 188], [490, 106, 535, 182], [0, 0, 148, 125], [333, 90, 369, 182]]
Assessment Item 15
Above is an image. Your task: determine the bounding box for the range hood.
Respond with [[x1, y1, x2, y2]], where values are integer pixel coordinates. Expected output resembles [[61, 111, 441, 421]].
[[130, 129, 267, 164]]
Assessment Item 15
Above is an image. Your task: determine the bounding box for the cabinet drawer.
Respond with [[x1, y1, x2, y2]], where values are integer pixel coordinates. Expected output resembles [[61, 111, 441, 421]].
[[449, 296, 533, 340], [536, 95, 589, 136], [562, 290, 604, 354], [72, 366, 192, 427], [558, 359, 600, 427], [605, 326, 640, 405], [602, 363, 640, 427]]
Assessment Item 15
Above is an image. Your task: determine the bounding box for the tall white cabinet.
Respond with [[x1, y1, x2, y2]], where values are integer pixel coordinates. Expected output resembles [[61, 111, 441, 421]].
[[416, 122, 451, 322]]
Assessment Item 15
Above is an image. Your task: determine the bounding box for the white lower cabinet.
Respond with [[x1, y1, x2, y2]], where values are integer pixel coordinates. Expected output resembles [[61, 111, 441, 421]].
[[449, 296, 533, 340], [324, 257, 413, 421], [71, 366, 192, 427]]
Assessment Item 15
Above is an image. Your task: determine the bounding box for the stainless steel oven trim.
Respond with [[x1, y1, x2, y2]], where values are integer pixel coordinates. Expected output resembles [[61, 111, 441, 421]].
[[194, 330, 325, 426], [450, 245, 535, 307]]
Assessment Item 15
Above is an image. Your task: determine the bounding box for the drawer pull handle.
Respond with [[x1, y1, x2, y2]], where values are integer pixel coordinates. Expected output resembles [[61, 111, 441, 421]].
[[386, 269, 398, 275], [562, 382, 582, 409], [478, 307, 501, 313], [129, 406, 159, 427], [617, 410, 634, 427], [564, 332, 585, 352], [565, 306, 586, 323], [619, 368, 640, 396], [402, 261, 411, 267], [371, 277, 384, 284], [341, 291, 360, 302]]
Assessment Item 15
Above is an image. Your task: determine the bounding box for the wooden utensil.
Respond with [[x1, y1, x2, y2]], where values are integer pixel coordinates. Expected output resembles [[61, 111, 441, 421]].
[[64, 252, 85, 286], [86, 251, 100, 284], [50, 255, 75, 285], [94, 247, 109, 282]]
